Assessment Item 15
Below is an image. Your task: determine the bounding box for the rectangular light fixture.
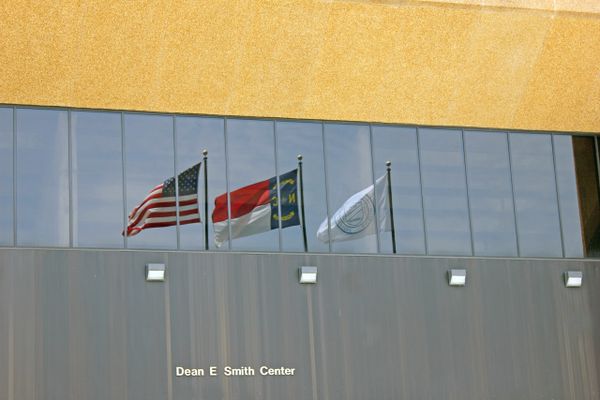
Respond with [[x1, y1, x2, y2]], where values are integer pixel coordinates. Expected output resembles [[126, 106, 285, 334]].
[[564, 271, 582, 288], [448, 269, 466, 286], [146, 263, 166, 282], [299, 266, 317, 284]]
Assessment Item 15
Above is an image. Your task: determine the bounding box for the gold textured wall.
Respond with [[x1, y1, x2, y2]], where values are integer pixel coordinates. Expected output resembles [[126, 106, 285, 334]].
[[1, 0, 599, 133]]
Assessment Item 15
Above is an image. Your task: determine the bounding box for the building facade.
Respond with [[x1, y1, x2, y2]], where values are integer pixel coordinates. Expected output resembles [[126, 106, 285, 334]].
[[1, 1, 600, 399]]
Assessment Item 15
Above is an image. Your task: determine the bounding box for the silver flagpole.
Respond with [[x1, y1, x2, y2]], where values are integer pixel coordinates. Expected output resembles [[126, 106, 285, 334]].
[[386, 161, 397, 254], [203, 149, 209, 251]]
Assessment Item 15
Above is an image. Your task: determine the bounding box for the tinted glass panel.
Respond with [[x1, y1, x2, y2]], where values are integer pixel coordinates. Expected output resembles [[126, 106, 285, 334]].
[[419, 128, 471, 255], [0, 108, 13, 246], [16, 108, 69, 246], [372, 126, 425, 254], [72, 111, 124, 248], [553, 135, 584, 258], [464, 131, 517, 256], [276, 121, 329, 253], [226, 119, 279, 251], [176, 116, 226, 251], [125, 114, 176, 249], [509, 133, 562, 257], [324, 123, 377, 254]]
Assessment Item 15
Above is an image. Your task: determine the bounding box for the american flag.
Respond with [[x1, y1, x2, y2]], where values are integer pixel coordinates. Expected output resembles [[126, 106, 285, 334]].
[[125, 163, 201, 236]]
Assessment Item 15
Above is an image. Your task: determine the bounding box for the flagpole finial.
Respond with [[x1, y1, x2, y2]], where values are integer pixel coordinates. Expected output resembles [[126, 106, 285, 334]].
[[297, 154, 303, 162], [203, 149, 208, 157], [386, 160, 391, 168]]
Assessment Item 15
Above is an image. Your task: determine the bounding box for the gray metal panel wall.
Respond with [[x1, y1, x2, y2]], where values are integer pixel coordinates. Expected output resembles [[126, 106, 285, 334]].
[[0, 249, 598, 399]]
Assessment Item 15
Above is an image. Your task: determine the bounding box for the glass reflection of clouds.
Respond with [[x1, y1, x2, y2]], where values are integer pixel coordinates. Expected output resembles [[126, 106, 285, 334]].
[[276, 121, 329, 253], [16, 108, 69, 247], [464, 131, 517, 256], [372, 126, 425, 255], [72, 111, 124, 248], [0, 108, 13, 246], [509, 133, 562, 257], [125, 113, 176, 250], [552, 135, 583, 258], [176, 116, 226, 251], [419, 128, 471, 256], [324, 123, 377, 254], [227, 119, 279, 251]]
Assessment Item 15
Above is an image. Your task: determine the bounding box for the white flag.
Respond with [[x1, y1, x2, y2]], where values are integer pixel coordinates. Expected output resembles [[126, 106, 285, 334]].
[[317, 175, 390, 243]]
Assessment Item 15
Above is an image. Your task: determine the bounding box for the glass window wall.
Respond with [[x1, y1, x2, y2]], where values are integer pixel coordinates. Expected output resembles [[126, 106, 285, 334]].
[[276, 121, 329, 253], [226, 119, 279, 251], [372, 126, 425, 255], [0, 108, 13, 246], [419, 128, 472, 256], [464, 131, 518, 257], [324, 123, 377, 254], [3, 105, 595, 258], [72, 111, 124, 248], [124, 113, 176, 249], [176, 116, 226, 251], [509, 133, 563, 257]]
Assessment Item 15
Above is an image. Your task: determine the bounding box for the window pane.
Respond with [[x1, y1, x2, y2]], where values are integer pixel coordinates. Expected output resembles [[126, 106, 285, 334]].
[[553, 135, 584, 258], [72, 111, 124, 248], [372, 126, 425, 254], [176, 116, 226, 251], [324, 123, 377, 254], [125, 113, 176, 249], [16, 108, 69, 246], [464, 131, 517, 256], [0, 108, 13, 246], [509, 133, 562, 257], [419, 128, 471, 255], [276, 121, 329, 253], [226, 119, 279, 251]]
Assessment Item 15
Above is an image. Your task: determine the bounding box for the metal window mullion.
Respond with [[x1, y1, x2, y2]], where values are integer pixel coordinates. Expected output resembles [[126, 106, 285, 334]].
[[461, 130, 475, 256], [12, 107, 17, 246], [121, 112, 128, 249], [172, 116, 180, 250], [506, 133, 520, 257], [551, 134, 566, 258], [416, 127, 428, 255], [321, 122, 332, 253], [68, 110, 73, 248], [224, 118, 232, 250], [273, 121, 282, 252], [368, 124, 381, 254]]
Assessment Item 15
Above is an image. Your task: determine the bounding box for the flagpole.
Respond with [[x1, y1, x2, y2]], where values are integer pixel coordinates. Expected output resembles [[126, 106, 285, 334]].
[[386, 161, 397, 254], [298, 154, 308, 252], [203, 149, 209, 251]]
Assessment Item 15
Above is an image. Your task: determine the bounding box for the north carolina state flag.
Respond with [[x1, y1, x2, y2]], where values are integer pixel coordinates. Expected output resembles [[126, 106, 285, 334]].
[[212, 169, 299, 246]]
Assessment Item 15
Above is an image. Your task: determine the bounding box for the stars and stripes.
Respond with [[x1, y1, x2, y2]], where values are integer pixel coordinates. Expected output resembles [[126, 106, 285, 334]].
[[124, 163, 201, 237]]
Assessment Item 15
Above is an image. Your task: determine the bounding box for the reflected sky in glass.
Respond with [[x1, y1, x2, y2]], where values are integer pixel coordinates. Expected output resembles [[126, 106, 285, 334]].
[[372, 126, 425, 254], [510, 133, 562, 257], [72, 111, 124, 248], [125, 113, 176, 249], [553, 135, 584, 258], [276, 121, 329, 253], [227, 119, 279, 251], [16, 108, 69, 247], [176, 116, 226, 251], [464, 131, 518, 256], [419, 128, 471, 255], [0, 108, 13, 246], [324, 123, 377, 254]]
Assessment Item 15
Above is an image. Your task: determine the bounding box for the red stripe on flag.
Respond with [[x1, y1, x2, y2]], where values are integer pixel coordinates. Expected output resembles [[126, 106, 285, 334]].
[[212, 179, 271, 223]]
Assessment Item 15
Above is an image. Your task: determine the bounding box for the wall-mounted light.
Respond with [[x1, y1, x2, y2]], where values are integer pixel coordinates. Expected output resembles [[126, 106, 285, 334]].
[[448, 269, 466, 286], [564, 271, 582, 288], [299, 266, 317, 284], [146, 263, 166, 282]]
